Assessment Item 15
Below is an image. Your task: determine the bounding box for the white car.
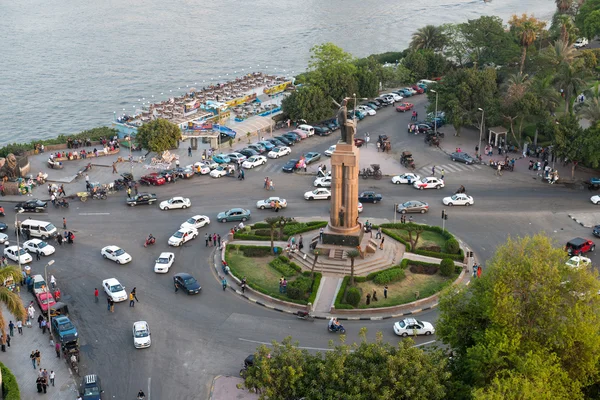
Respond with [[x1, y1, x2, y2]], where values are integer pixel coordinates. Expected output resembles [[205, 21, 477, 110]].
[[101, 245, 132, 264], [242, 155, 267, 169], [103, 278, 127, 302], [191, 162, 210, 175], [133, 321, 151, 349], [209, 165, 234, 178], [591, 195, 600, 205], [267, 146, 291, 159], [413, 177, 445, 190], [566, 256, 591, 269], [0, 233, 7, 244], [304, 188, 331, 200], [160, 197, 191, 210], [393, 318, 435, 337], [4, 246, 32, 264], [23, 239, 55, 256], [358, 202, 363, 213], [392, 173, 420, 185], [574, 37, 588, 48], [442, 193, 474, 206], [357, 105, 376, 116], [154, 252, 175, 273], [226, 152, 247, 163], [168, 227, 198, 247], [180, 215, 210, 230], [385, 92, 403, 102], [324, 145, 337, 156], [314, 176, 332, 187], [256, 197, 288, 209], [199, 160, 218, 170]]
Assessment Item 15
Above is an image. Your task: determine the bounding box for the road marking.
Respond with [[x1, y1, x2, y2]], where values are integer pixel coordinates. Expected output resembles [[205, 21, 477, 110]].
[[412, 339, 437, 347], [148, 377, 151, 400], [239, 337, 436, 350], [78, 213, 110, 216]]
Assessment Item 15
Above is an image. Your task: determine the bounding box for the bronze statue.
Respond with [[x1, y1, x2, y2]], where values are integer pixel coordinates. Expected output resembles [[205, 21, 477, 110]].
[[0, 154, 20, 179], [338, 208, 345, 227], [333, 98, 349, 143]]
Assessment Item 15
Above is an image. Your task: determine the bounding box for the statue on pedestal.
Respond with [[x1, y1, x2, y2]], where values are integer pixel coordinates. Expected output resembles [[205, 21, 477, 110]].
[[333, 98, 349, 143]]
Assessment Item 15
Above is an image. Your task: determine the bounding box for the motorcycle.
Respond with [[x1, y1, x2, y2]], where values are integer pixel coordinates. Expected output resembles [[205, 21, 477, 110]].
[[328, 323, 346, 334], [0, 206, 4, 216], [455, 186, 466, 194], [54, 199, 69, 208], [144, 237, 156, 248], [91, 190, 107, 200], [296, 311, 314, 322]]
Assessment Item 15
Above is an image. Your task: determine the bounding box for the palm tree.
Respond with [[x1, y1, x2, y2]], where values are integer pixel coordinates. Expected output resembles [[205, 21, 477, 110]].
[[554, 14, 577, 44], [579, 83, 600, 123], [554, 63, 589, 113], [530, 75, 561, 113], [503, 72, 531, 103], [310, 249, 321, 279], [509, 14, 547, 73], [555, 0, 574, 13], [409, 25, 446, 51], [346, 249, 360, 286], [541, 39, 578, 67], [265, 217, 281, 255], [0, 266, 26, 336]]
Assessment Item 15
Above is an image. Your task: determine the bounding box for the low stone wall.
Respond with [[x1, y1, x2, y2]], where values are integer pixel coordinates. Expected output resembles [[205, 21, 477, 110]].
[[51, 148, 120, 162], [24, 141, 104, 156]]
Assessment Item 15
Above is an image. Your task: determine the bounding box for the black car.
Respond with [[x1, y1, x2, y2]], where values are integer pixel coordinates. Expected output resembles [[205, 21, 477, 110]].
[[126, 193, 157, 207], [313, 126, 332, 136], [239, 148, 259, 158], [322, 119, 339, 131], [282, 159, 299, 173], [358, 191, 383, 203], [15, 199, 47, 212], [0, 223, 6, 232], [174, 273, 201, 295], [409, 124, 432, 134], [365, 102, 379, 110], [283, 132, 301, 143], [80, 374, 104, 400], [274, 136, 293, 146], [158, 170, 175, 183], [266, 138, 286, 147], [450, 152, 475, 165], [593, 225, 600, 238]]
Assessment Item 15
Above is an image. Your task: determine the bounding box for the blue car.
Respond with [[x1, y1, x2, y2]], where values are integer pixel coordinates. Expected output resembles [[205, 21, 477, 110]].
[[212, 154, 231, 164], [396, 89, 412, 97], [52, 316, 78, 343], [217, 208, 251, 222], [257, 141, 275, 151]]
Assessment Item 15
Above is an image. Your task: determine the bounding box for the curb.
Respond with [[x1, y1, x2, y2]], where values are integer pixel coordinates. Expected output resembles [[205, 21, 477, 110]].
[[209, 375, 221, 400], [569, 214, 592, 228]]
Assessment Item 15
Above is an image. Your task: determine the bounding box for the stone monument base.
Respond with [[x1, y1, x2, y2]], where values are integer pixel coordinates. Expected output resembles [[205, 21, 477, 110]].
[[321, 224, 363, 247]]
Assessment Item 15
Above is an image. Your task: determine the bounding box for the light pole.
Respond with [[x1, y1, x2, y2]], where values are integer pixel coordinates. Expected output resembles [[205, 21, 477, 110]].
[[430, 89, 439, 136], [15, 208, 24, 273], [44, 259, 55, 330], [478, 108, 484, 158], [127, 134, 133, 177]]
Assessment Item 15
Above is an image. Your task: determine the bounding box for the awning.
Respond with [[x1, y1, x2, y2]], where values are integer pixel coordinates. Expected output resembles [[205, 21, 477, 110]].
[[256, 94, 270, 103], [231, 116, 274, 136]]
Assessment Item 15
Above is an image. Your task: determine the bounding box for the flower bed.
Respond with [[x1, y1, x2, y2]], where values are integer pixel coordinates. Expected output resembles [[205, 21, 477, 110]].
[[234, 220, 327, 241], [380, 223, 464, 261]]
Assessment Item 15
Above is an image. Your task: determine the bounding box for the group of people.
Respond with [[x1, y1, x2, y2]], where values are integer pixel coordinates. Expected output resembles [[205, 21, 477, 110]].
[[410, 111, 419, 121], [263, 177, 275, 190], [66, 137, 94, 149]]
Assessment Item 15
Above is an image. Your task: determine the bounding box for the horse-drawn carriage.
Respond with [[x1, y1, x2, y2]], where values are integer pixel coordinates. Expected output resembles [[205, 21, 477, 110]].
[[400, 151, 415, 170], [361, 164, 382, 180], [424, 132, 442, 147], [377, 135, 391, 152]]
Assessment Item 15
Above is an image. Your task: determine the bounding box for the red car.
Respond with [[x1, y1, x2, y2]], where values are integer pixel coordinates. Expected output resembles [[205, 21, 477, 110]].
[[396, 103, 414, 112], [411, 85, 425, 94], [354, 138, 365, 147], [36, 292, 56, 312], [140, 173, 166, 186]]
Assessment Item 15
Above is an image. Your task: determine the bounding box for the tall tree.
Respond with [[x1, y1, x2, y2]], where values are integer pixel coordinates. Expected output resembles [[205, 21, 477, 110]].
[[575, 0, 600, 35], [264, 217, 281, 256], [135, 119, 182, 153], [502, 72, 537, 144], [555, 0, 574, 13], [0, 266, 26, 336], [553, 113, 586, 178], [579, 83, 600, 123], [541, 39, 578, 67], [437, 234, 600, 397], [554, 61, 588, 113], [409, 25, 447, 51], [281, 86, 332, 123], [307, 43, 358, 104], [530, 75, 561, 114], [508, 14, 547, 73], [346, 249, 360, 286], [583, 10, 600, 40], [460, 16, 520, 67]]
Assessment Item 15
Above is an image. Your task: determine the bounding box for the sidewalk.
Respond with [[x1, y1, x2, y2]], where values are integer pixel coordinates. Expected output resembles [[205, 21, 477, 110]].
[[1, 292, 78, 399], [210, 375, 258, 400]]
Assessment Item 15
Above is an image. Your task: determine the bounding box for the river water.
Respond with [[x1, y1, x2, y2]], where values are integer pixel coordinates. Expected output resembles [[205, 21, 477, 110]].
[[1, 0, 555, 144]]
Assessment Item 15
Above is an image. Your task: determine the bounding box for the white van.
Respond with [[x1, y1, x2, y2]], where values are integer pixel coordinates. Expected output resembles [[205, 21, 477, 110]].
[[20, 219, 58, 240], [418, 79, 437, 86], [32, 274, 47, 295], [297, 124, 315, 137], [574, 38, 588, 48]]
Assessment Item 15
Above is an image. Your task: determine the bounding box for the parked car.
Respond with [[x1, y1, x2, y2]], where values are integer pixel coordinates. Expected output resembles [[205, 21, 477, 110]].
[[154, 252, 175, 273], [239, 148, 259, 158], [396, 102, 414, 112], [324, 145, 337, 157], [217, 208, 251, 222], [274, 136, 293, 146], [4, 245, 32, 264], [126, 193, 157, 206], [365, 102, 379, 110], [291, 129, 308, 139], [267, 146, 291, 159], [358, 191, 383, 203], [79, 374, 104, 400], [248, 143, 267, 154], [313, 126, 332, 136], [160, 197, 191, 210], [266, 138, 286, 147], [256, 197, 288, 209], [314, 176, 332, 187], [408, 124, 432, 134], [413, 177, 445, 190], [189, 164, 211, 175], [52, 316, 78, 343], [411, 85, 425, 94], [140, 173, 166, 186], [574, 37, 588, 48], [242, 155, 268, 169], [101, 245, 132, 264], [36, 292, 56, 312], [593, 225, 600, 238], [357, 105, 376, 116], [173, 273, 201, 295], [15, 199, 47, 212], [396, 200, 429, 214], [212, 154, 231, 164], [443, 194, 474, 206], [180, 215, 210, 230], [566, 237, 595, 256], [102, 278, 127, 302], [392, 173, 420, 185], [566, 256, 591, 268], [257, 141, 275, 151], [282, 159, 300, 173], [283, 132, 301, 143], [210, 165, 234, 178], [226, 152, 247, 163], [451, 152, 475, 165], [393, 318, 435, 337], [133, 321, 151, 349], [304, 152, 321, 165]]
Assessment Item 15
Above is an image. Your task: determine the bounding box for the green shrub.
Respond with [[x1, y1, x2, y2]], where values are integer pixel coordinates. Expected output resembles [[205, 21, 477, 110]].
[[413, 249, 463, 261], [287, 276, 312, 299], [252, 222, 270, 229], [229, 245, 277, 257], [373, 268, 406, 285], [307, 273, 322, 304], [269, 259, 297, 276], [254, 229, 273, 237], [0, 362, 20, 400], [445, 238, 460, 254], [334, 276, 352, 309], [345, 287, 361, 306], [278, 255, 289, 263], [440, 258, 455, 277]]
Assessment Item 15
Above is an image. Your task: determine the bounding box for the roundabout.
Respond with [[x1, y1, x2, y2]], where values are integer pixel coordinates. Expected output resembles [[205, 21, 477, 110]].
[[3, 100, 600, 399]]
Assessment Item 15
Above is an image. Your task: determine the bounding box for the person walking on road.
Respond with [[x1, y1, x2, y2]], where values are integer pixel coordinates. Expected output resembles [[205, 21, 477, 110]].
[[208, 234, 212, 247], [496, 164, 502, 176], [63, 217, 67, 229], [31, 351, 37, 369], [8, 321, 14, 336], [379, 236, 385, 250], [94, 288, 99, 303], [112, 162, 118, 174], [440, 168, 445, 180], [16, 320, 22, 335], [205, 233, 209, 247], [188, 146, 192, 157], [129, 288, 139, 307], [221, 277, 227, 291], [55, 341, 60, 358], [109, 298, 115, 312], [50, 371, 55, 387], [35, 349, 41, 366], [431, 165, 436, 176]]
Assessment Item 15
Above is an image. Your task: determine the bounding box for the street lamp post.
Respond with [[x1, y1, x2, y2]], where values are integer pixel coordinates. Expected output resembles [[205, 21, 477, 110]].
[[44, 259, 55, 331], [430, 89, 439, 136], [478, 108, 485, 159], [15, 208, 24, 273]]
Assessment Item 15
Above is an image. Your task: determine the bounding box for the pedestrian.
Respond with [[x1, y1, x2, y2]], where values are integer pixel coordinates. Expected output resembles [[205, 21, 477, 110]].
[[431, 165, 436, 176], [35, 349, 41, 366], [94, 288, 99, 303], [55, 341, 60, 358], [41, 318, 47, 334], [112, 161, 117, 174], [384, 285, 388, 299], [107, 297, 111, 311], [379, 236, 385, 250], [37, 377, 43, 393], [31, 351, 37, 369], [129, 288, 139, 307], [376, 141, 381, 152], [240, 169, 245, 180], [35, 249, 41, 260], [56, 233, 63, 246], [241, 282, 246, 293], [269, 178, 274, 190], [440, 168, 445, 180], [42, 377, 47, 393], [134, 183, 138, 195], [282, 279, 287, 293], [366, 293, 371, 305], [496, 164, 502, 176], [42, 369, 48, 381], [60, 184, 66, 197], [409, 215, 413, 223], [264, 176, 269, 189], [372, 289, 378, 301], [221, 277, 227, 291], [8, 321, 14, 336], [51, 193, 56, 206], [376, 227, 382, 239], [17, 320, 22, 335], [477, 264, 482, 278], [63, 217, 67, 229], [188, 146, 192, 157], [5, 333, 10, 348], [50, 275, 56, 289], [127, 187, 132, 198], [50, 371, 55, 387], [213, 233, 217, 247], [365, 135, 370, 147], [320, 227, 324, 241], [217, 234, 221, 248], [205, 233, 209, 247], [109, 298, 115, 312], [298, 235, 304, 252], [38, 314, 44, 328]]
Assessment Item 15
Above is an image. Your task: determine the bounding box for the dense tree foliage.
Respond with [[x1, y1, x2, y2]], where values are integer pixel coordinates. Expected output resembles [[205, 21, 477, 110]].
[[437, 234, 600, 399], [575, 0, 600, 38], [135, 119, 181, 153], [281, 86, 331, 123]]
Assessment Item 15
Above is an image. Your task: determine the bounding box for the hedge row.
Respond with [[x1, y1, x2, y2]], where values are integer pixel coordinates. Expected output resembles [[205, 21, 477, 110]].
[[269, 255, 302, 277], [0, 126, 118, 158], [373, 268, 405, 285], [287, 276, 313, 300], [380, 223, 464, 261], [228, 245, 280, 257], [0, 362, 20, 400], [399, 258, 462, 275], [334, 276, 353, 309], [235, 221, 328, 241], [306, 271, 322, 305]]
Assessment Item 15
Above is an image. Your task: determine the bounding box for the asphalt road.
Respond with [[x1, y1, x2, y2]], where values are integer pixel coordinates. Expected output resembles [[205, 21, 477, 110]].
[[11, 98, 600, 399]]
